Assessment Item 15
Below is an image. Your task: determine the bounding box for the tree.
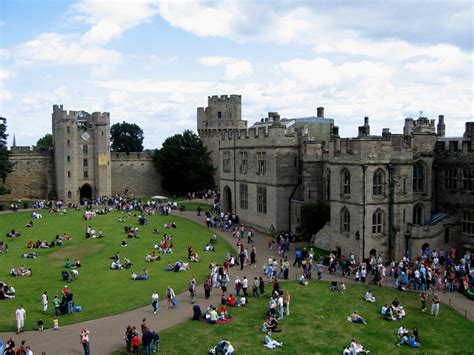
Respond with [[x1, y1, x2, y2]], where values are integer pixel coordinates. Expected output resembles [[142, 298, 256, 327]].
[[153, 130, 215, 194], [110, 121, 144, 152], [35, 133, 53, 150], [0, 117, 14, 194]]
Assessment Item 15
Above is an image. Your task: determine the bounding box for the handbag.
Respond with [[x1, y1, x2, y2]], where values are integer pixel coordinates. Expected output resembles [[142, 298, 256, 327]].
[[171, 298, 178, 306]]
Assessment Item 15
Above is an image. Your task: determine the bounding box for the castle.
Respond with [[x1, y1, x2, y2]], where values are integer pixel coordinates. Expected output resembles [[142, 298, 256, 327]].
[[2, 97, 473, 261], [1, 105, 163, 202], [197, 95, 474, 261]]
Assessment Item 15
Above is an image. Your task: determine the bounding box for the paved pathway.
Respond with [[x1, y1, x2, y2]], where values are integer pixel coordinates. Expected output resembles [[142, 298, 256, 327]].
[[0, 209, 472, 354]]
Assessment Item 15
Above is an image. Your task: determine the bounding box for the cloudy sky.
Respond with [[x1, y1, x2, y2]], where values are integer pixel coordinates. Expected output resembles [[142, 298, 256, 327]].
[[0, 0, 472, 148]]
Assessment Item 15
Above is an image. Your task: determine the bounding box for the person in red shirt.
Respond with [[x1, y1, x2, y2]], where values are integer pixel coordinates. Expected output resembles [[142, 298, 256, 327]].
[[132, 334, 140, 355], [228, 294, 236, 307]]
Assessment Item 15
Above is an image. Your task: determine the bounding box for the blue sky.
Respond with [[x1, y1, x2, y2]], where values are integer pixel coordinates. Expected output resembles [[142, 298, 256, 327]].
[[0, 0, 472, 148]]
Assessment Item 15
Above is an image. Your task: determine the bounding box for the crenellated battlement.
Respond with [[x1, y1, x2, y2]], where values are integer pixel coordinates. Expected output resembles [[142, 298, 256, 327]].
[[207, 94, 242, 105]]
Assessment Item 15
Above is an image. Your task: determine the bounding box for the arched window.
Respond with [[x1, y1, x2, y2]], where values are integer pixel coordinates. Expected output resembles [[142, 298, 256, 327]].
[[67, 191, 72, 199], [373, 168, 385, 196], [341, 168, 351, 196], [413, 162, 425, 192], [372, 209, 385, 235], [325, 169, 331, 201], [341, 207, 350, 233], [413, 204, 424, 225]]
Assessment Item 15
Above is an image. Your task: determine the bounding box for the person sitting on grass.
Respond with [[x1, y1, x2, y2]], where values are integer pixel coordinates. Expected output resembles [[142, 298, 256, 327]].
[[330, 280, 339, 291], [408, 334, 420, 348], [264, 315, 281, 333], [348, 311, 367, 324], [132, 268, 149, 280], [208, 306, 218, 324], [10, 267, 32, 277], [123, 258, 133, 269], [228, 294, 236, 307], [165, 263, 174, 272], [299, 274, 308, 286], [340, 282, 346, 294], [111, 260, 123, 270], [145, 251, 160, 262], [350, 339, 370, 354], [21, 252, 38, 259], [264, 334, 283, 349], [365, 289, 376, 302], [204, 244, 215, 252], [65, 259, 71, 268], [190, 252, 201, 262]]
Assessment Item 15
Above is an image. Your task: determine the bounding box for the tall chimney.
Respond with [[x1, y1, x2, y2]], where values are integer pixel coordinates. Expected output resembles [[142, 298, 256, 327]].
[[317, 107, 324, 118], [437, 115, 445, 137]]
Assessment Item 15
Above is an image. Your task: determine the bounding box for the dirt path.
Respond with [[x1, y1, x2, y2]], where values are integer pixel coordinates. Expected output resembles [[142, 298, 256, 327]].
[[0, 210, 471, 354]]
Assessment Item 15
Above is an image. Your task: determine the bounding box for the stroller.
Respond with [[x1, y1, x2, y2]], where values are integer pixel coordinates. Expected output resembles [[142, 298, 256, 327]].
[[192, 305, 202, 320], [210, 340, 235, 355]]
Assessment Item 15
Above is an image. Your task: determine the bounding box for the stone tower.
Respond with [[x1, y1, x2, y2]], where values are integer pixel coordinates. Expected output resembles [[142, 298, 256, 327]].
[[52, 105, 111, 203], [197, 95, 247, 185]]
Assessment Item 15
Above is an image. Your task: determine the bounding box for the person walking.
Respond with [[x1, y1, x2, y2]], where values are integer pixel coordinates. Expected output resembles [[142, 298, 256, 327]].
[[189, 277, 196, 303], [166, 286, 176, 308], [250, 246, 257, 267], [80, 327, 91, 355], [420, 292, 427, 312], [431, 293, 440, 316], [41, 291, 48, 314], [204, 275, 212, 299], [53, 294, 60, 317], [15, 304, 26, 334], [151, 291, 159, 314]]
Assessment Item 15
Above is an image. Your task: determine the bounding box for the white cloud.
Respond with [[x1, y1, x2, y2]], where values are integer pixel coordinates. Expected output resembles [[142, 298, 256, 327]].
[[72, 0, 159, 45], [0, 69, 14, 81], [15, 32, 122, 65], [96, 79, 213, 94], [198, 56, 253, 80], [158, 1, 245, 38]]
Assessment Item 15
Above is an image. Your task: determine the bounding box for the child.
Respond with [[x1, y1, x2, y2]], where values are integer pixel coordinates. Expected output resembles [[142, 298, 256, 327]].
[[37, 319, 44, 331], [53, 316, 59, 330]]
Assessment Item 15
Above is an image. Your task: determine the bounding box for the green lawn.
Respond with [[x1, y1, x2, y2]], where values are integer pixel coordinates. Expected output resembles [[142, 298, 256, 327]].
[[0, 208, 233, 331], [113, 281, 474, 354]]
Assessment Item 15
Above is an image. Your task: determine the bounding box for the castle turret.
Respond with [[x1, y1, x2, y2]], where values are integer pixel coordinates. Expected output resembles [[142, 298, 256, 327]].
[[197, 95, 247, 186]]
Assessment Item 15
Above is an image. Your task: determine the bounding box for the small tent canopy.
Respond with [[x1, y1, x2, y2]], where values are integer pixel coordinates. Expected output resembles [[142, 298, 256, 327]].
[[151, 195, 168, 200]]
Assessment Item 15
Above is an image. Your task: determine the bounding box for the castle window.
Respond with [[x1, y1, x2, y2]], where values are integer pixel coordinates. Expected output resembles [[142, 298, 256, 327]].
[[294, 156, 298, 168], [257, 186, 267, 213], [83, 144, 88, 156], [325, 169, 331, 201], [341, 168, 351, 196], [67, 140, 70, 147], [372, 209, 385, 235], [373, 168, 385, 196], [222, 151, 231, 173], [462, 169, 473, 191], [67, 155, 70, 162], [239, 151, 248, 174], [413, 204, 424, 225], [341, 207, 350, 233], [413, 162, 425, 192], [67, 126, 70, 133], [83, 171, 88, 178], [444, 168, 457, 190], [462, 211, 474, 235], [240, 183, 248, 209], [83, 159, 88, 167], [257, 152, 266, 175], [67, 191, 72, 198], [67, 171, 71, 178], [217, 111, 222, 119]]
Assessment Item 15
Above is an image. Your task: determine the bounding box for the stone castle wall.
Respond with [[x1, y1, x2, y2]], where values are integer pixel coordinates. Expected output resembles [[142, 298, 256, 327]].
[[0, 147, 55, 200], [111, 151, 164, 197]]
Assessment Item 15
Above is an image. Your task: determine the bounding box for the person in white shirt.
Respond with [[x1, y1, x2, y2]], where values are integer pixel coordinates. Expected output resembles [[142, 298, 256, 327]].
[[41, 291, 48, 314], [277, 295, 284, 320], [242, 276, 249, 297], [364, 290, 376, 302], [15, 304, 26, 333], [151, 291, 159, 314]]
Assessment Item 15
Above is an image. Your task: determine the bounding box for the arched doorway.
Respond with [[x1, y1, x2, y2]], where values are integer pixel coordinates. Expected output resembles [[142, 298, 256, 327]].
[[223, 185, 232, 213], [80, 184, 93, 200]]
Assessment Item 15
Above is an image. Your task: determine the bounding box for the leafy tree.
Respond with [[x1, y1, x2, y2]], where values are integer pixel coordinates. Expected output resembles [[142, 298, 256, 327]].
[[154, 130, 215, 194], [35, 133, 53, 150], [110, 121, 144, 152], [0, 117, 14, 194]]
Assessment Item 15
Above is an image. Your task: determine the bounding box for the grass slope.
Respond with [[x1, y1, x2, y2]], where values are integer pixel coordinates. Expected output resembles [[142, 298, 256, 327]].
[[0, 209, 233, 331], [131, 281, 474, 354]]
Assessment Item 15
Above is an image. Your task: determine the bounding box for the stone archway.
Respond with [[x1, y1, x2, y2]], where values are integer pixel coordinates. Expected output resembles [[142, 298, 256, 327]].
[[223, 185, 232, 213], [80, 184, 93, 200]]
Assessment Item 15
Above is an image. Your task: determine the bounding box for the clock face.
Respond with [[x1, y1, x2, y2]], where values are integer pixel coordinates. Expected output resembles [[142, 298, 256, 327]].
[[81, 132, 90, 141]]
